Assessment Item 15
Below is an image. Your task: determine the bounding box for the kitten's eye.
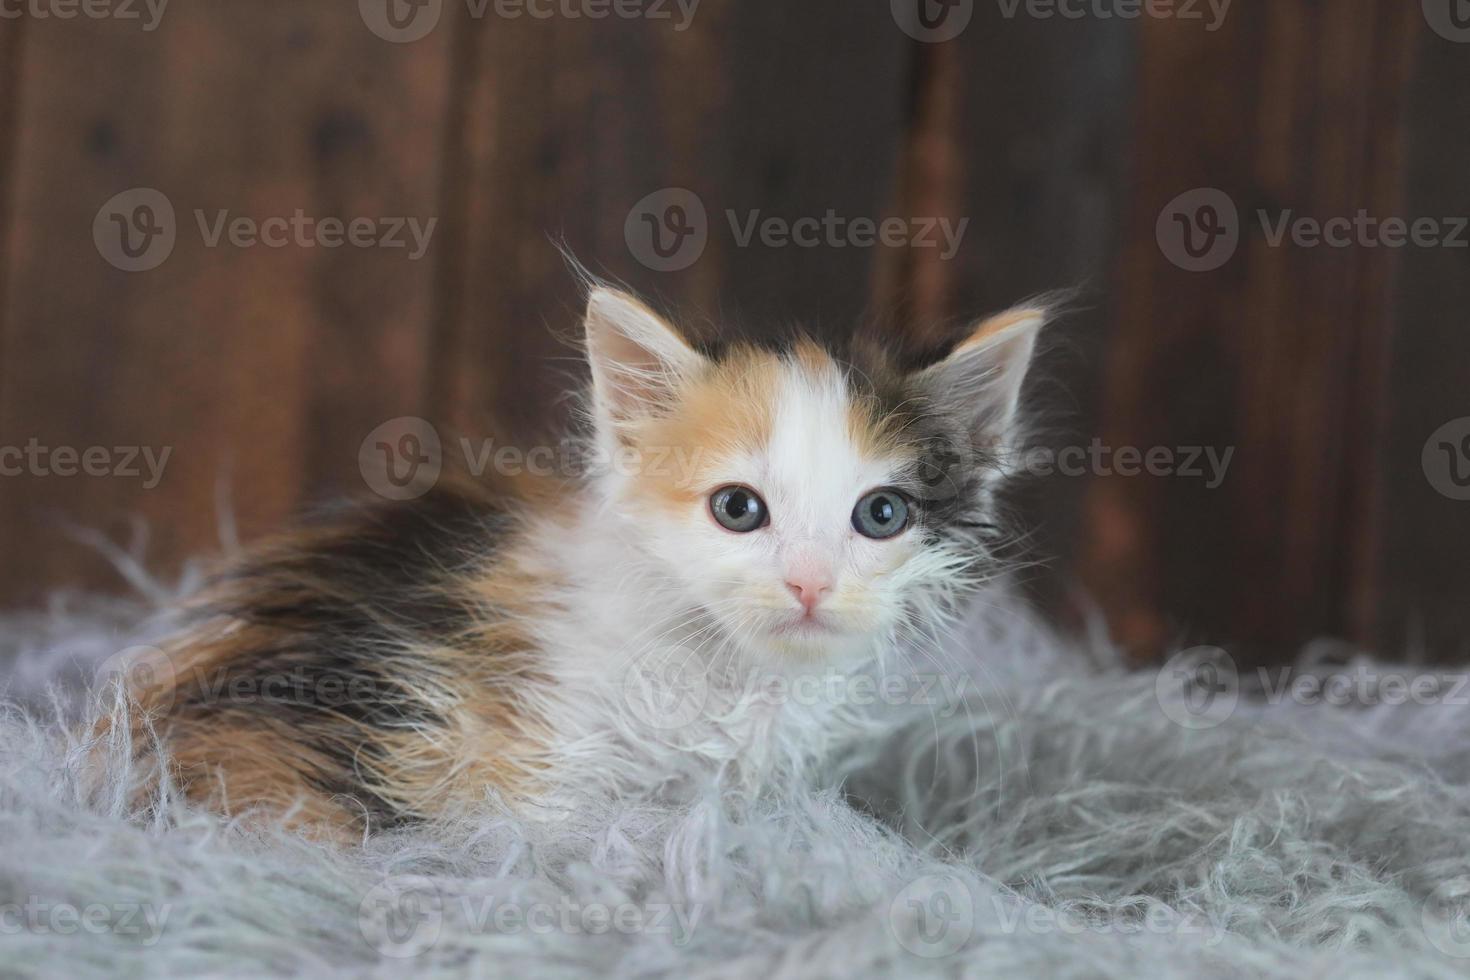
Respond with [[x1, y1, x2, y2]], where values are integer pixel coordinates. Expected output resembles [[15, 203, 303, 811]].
[[852, 489, 910, 540], [710, 486, 768, 533]]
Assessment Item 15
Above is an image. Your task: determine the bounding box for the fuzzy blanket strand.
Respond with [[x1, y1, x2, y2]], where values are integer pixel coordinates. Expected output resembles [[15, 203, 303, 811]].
[[2, 579, 1469, 979]]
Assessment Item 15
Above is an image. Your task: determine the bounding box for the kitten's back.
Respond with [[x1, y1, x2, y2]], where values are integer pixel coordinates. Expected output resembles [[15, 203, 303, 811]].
[[108, 469, 554, 837]]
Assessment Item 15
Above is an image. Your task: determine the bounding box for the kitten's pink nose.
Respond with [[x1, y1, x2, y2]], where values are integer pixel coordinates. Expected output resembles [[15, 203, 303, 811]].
[[785, 575, 832, 614]]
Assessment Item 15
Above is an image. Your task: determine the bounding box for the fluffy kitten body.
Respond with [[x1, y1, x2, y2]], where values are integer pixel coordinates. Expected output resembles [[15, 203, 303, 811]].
[[108, 288, 1046, 837]]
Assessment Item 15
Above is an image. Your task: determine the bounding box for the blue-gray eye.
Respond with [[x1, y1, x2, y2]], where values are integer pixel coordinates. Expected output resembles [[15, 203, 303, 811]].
[[710, 486, 768, 532], [853, 490, 910, 539]]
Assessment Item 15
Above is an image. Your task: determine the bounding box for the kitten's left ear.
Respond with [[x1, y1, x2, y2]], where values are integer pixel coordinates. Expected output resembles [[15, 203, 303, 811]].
[[917, 307, 1048, 449], [584, 288, 705, 430]]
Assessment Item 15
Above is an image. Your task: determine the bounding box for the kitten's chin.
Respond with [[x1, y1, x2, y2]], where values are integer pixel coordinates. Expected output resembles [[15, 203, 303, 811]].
[[736, 618, 881, 667]]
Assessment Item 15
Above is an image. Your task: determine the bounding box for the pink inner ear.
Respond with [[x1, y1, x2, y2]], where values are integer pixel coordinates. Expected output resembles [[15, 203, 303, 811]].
[[585, 290, 701, 423]]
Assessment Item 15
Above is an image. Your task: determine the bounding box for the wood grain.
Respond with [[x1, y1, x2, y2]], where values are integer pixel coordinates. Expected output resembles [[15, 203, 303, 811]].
[[0, 2, 1463, 672], [1080, 1, 1418, 663], [0, 2, 455, 604], [0, 15, 25, 415], [437, 3, 913, 439], [1377, 27, 1470, 662]]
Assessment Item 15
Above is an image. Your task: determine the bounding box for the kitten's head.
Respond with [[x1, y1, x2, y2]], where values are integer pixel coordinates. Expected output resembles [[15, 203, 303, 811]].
[[583, 288, 1046, 665]]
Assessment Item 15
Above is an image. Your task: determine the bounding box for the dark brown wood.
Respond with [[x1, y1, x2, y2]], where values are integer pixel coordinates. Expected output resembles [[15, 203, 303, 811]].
[[1376, 28, 1470, 662], [1080, 2, 1418, 664], [0, 4, 455, 604], [437, 3, 914, 438], [0, 1, 1459, 673], [0, 16, 23, 406]]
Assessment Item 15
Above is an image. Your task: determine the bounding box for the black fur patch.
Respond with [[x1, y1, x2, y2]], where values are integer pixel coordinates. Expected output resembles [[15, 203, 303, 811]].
[[173, 480, 510, 828]]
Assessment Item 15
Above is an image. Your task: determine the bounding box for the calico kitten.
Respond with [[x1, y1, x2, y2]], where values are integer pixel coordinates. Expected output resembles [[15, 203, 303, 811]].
[[106, 287, 1047, 837]]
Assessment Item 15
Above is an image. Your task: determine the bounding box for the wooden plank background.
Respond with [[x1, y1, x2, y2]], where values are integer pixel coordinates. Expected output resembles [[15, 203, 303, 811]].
[[0, 0, 1466, 665]]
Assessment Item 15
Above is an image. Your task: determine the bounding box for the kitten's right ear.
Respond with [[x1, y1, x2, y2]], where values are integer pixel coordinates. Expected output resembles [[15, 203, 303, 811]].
[[585, 288, 704, 429], [916, 306, 1048, 451]]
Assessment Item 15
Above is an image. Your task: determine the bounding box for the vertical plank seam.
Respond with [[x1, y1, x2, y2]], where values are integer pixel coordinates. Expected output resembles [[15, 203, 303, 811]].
[[872, 36, 961, 339], [1340, 6, 1420, 646]]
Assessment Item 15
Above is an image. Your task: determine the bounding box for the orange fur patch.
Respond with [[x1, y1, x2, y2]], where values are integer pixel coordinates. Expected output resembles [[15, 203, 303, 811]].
[[629, 344, 784, 510]]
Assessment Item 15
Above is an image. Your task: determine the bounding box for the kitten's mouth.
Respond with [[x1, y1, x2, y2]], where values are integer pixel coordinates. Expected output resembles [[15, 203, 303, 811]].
[[771, 614, 840, 637]]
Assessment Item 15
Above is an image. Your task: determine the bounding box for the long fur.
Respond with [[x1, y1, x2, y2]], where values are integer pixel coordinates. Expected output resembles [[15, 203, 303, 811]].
[[102, 288, 1051, 836], [3, 581, 1469, 977]]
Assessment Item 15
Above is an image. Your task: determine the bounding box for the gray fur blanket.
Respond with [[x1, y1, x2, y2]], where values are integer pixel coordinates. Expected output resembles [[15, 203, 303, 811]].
[[2, 577, 1468, 978]]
